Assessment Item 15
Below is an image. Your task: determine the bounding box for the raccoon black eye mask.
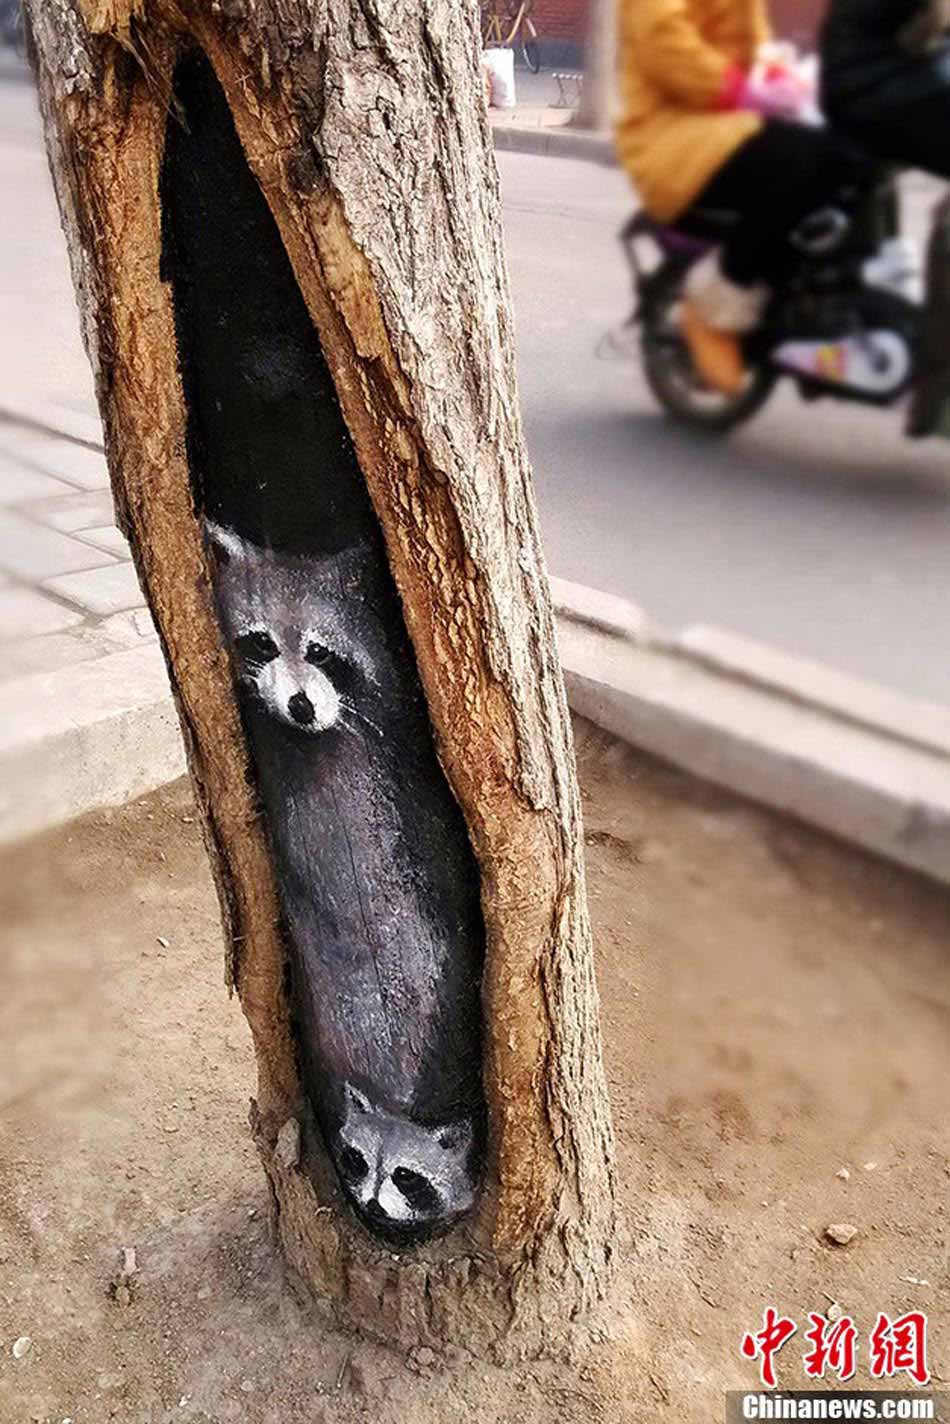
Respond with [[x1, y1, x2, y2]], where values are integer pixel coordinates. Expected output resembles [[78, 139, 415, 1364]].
[[161, 53, 485, 1245]]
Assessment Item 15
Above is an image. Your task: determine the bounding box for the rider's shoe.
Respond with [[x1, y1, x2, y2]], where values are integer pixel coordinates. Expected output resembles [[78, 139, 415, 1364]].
[[680, 304, 746, 395], [681, 252, 768, 396]]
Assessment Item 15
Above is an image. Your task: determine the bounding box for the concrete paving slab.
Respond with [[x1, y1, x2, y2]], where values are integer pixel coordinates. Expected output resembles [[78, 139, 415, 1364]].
[[44, 561, 144, 616], [0, 509, 117, 580], [0, 586, 83, 642], [0, 452, 75, 504], [0, 605, 156, 679], [75, 524, 130, 558], [0, 432, 109, 490], [0, 397, 103, 449], [28, 488, 117, 533], [4, 624, 121, 680]]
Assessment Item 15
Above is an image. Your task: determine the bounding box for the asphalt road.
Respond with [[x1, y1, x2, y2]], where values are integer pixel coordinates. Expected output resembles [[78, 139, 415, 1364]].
[[2, 73, 949, 703]]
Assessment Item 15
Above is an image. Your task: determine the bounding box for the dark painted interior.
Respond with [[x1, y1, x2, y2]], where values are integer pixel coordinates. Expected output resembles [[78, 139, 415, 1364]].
[[160, 53, 485, 1244]]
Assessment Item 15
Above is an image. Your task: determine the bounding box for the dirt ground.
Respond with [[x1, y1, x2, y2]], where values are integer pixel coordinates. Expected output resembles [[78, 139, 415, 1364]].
[[1, 718, 948, 1424]]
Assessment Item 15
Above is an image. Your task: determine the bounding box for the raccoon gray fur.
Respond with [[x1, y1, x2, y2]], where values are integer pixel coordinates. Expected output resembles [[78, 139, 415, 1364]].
[[205, 522, 484, 1242]]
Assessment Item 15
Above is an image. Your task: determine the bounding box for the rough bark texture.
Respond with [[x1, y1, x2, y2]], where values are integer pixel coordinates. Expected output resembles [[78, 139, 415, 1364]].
[[26, 0, 617, 1358]]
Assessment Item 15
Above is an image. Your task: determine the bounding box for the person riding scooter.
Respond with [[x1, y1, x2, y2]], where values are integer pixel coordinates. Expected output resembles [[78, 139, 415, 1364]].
[[821, 0, 950, 433], [821, 0, 950, 177], [616, 0, 872, 396]]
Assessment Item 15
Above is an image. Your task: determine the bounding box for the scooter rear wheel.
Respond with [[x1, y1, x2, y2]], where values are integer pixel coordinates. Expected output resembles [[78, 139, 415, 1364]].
[[641, 284, 775, 433]]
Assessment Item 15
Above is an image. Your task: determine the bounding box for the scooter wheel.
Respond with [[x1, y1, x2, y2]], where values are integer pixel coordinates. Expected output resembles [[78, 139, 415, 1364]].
[[641, 290, 775, 434]]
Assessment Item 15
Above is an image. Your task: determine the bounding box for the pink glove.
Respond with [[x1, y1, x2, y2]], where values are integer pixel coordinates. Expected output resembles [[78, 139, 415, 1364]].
[[719, 63, 810, 120]]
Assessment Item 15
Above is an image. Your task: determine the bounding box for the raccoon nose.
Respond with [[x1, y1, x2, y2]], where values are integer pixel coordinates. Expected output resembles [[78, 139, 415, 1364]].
[[288, 691, 315, 725]]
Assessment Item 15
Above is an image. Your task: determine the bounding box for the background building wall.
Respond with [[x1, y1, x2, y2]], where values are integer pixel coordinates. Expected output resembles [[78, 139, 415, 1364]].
[[531, 0, 827, 67]]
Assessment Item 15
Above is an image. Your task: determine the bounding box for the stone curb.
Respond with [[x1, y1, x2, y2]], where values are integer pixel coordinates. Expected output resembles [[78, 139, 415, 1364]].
[[552, 581, 950, 886], [0, 642, 186, 844], [490, 123, 616, 166]]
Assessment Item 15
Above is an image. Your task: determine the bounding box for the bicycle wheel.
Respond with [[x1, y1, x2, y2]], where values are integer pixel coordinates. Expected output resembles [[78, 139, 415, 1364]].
[[520, 19, 541, 71], [521, 36, 541, 71]]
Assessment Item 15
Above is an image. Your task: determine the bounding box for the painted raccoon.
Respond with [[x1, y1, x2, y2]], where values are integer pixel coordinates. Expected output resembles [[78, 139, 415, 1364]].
[[206, 522, 485, 1242]]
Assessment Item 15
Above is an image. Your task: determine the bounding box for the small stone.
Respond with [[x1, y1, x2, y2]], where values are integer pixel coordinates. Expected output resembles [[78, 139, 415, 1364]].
[[827, 1302, 842, 1322], [414, 1347, 436, 1369], [863, 1161, 877, 1172], [12, 1336, 32, 1359], [157, 936, 170, 949], [240, 1379, 254, 1393], [114, 1284, 132, 1307], [825, 1222, 859, 1247], [836, 1167, 851, 1181]]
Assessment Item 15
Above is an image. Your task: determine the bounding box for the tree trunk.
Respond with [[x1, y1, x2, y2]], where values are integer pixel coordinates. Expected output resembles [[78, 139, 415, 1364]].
[[26, 0, 616, 1360], [573, 0, 617, 132]]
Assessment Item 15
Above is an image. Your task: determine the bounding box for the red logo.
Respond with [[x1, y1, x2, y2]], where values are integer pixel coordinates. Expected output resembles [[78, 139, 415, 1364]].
[[740, 1309, 929, 1389], [803, 1312, 858, 1382], [869, 1311, 930, 1386], [741, 1308, 798, 1389]]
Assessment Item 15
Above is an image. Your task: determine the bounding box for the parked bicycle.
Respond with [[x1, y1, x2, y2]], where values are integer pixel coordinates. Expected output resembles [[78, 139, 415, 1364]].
[[480, 0, 542, 74]]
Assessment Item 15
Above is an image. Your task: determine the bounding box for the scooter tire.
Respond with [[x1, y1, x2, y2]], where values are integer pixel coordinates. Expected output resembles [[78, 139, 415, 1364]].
[[641, 290, 776, 434]]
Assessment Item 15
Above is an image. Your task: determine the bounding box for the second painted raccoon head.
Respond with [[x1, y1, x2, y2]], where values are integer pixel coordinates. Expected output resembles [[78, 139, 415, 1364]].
[[331, 1084, 478, 1245], [205, 522, 381, 736]]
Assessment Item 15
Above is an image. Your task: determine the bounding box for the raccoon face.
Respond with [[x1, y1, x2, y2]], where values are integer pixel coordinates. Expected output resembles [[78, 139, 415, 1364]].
[[205, 522, 379, 736], [332, 1084, 477, 1244]]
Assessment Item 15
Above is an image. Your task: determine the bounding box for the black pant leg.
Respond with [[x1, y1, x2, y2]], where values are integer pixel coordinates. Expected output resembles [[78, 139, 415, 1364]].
[[687, 119, 873, 285], [830, 88, 950, 179]]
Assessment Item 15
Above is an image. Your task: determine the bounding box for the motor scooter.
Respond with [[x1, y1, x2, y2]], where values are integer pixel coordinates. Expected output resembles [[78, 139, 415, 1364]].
[[623, 173, 939, 434]]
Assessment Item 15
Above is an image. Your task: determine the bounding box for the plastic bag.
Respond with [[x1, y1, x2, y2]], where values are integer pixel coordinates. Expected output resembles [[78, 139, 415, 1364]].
[[482, 46, 517, 109]]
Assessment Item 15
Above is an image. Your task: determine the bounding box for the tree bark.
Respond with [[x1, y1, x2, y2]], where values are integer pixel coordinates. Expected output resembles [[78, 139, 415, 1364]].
[[26, 0, 616, 1359]]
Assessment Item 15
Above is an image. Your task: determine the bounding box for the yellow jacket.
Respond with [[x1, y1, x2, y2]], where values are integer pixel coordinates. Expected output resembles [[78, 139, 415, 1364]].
[[616, 0, 771, 222]]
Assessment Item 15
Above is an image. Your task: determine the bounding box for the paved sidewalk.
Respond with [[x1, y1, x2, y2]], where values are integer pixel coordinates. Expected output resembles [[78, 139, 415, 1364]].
[[0, 416, 155, 680], [485, 67, 575, 130], [484, 66, 616, 162]]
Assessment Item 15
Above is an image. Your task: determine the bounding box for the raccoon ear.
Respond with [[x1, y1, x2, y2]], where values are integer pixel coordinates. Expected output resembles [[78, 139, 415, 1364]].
[[204, 519, 247, 567], [343, 1083, 372, 1115]]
